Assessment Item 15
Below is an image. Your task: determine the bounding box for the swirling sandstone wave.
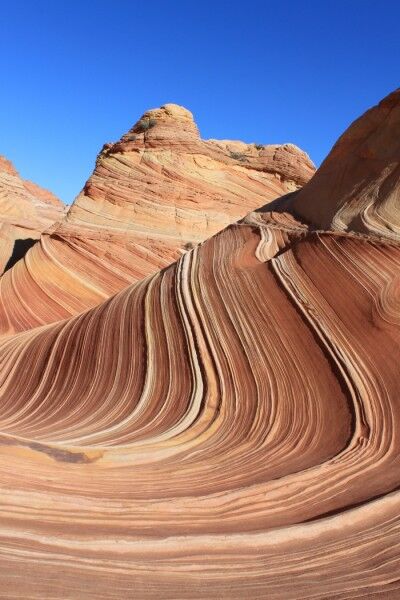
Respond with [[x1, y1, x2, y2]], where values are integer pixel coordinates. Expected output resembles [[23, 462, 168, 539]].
[[0, 155, 64, 274], [0, 104, 314, 335], [0, 92, 399, 598], [0, 218, 399, 598]]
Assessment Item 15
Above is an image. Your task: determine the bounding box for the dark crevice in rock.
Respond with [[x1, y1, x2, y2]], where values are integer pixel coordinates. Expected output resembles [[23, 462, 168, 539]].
[[3, 238, 37, 272]]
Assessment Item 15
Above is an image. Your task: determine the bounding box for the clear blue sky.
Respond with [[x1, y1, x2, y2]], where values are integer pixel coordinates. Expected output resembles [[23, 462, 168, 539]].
[[0, 0, 399, 204]]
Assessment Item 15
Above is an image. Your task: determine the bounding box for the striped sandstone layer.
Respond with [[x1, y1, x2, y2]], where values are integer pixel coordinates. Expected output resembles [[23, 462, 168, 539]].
[[0, 217, 399, 598], [0, 104, 314, 335]]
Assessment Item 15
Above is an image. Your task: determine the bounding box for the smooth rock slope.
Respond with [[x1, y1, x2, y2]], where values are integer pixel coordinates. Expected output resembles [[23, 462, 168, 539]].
[[0, 104, 314, 335], [290, 88, 400, 239], [0, 92, 399, 598]]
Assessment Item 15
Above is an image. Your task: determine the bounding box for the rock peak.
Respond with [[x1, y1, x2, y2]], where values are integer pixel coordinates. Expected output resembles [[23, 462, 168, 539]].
[[0, 155, 18, 176], [123, 103, 199, 141], [150, 103, 194, 121]]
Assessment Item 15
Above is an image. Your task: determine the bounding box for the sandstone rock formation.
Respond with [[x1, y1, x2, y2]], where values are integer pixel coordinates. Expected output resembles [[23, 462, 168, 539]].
[[0, 104, 314, 335], [0, 155, 64, 273], [289, 88, 400, 239], [0, 92, 399, 599]]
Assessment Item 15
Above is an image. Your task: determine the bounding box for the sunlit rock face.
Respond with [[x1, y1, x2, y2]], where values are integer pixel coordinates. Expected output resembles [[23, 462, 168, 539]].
[[0, 92, 399, 599], [0, 155, 65, 273], [0, 104, 314, 335]]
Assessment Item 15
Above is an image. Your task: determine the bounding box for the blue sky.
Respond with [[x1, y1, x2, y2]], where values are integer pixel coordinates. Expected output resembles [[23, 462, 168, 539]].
[[0, 0, 399, 204]]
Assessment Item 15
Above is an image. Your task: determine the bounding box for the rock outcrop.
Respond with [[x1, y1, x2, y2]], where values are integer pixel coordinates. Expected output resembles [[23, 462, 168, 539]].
[[0, 104, 314, 335], [289, 88, 400, 239], [0, 92, 398, 599], [0, 155, 64, 273]]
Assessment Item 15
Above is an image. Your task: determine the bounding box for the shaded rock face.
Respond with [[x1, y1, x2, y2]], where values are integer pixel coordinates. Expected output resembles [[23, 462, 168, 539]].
[[0, 155, 65, 274], [0, 103, 315, 335], [290, 88, 400, 238], [0, 92, 399, 599]]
